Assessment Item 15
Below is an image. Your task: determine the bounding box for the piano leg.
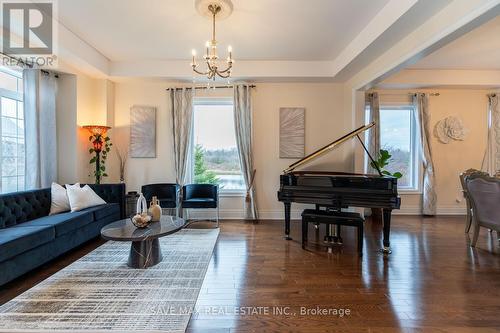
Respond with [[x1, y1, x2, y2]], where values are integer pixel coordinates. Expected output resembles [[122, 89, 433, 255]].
[[336, 224, 343, 244], [284, 202, 292, 240], [381, 209, 392, 254]]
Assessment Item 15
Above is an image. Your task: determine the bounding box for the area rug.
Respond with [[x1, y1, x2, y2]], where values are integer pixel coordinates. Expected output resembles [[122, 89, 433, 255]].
[[0, 228, 219, 333]]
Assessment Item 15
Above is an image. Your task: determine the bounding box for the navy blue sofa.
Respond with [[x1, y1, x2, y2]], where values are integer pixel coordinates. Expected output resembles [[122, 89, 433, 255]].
[[0, 183, 125, 286]]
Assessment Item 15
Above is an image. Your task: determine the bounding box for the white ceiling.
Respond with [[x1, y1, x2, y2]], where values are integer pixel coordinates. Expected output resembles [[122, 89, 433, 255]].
[[333, 0, 451, 81], [410, 15, 500, 70], [58, 0, 390, 62]]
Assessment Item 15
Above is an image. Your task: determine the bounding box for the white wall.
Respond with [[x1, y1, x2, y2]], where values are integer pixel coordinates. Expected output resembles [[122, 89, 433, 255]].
[[55, 73, 77, 184], [253, 83, 350, 218], [54, 61, 115, 184], [111, 80, 351, 219]]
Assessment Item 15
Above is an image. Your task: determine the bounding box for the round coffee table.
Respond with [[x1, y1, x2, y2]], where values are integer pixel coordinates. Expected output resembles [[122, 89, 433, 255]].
[[101, 215, 185, 268]]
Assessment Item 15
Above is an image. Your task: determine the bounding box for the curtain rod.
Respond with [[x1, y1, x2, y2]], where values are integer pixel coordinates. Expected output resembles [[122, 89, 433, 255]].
[[1, 52, 58, 77], [166, 84, 256, 91], [372, 92, 440, 96], [40, 69, 58, 78]]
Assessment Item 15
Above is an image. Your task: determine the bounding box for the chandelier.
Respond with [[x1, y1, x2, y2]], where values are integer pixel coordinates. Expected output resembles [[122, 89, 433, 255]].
[[191, 0, 234, 80]]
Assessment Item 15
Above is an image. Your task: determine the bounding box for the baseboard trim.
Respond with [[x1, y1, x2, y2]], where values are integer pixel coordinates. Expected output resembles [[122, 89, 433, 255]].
[[184, 206, 466, 220], [259, 207, 466, 219], [185, 209, 245, 220], [396, 206, 467, 215]]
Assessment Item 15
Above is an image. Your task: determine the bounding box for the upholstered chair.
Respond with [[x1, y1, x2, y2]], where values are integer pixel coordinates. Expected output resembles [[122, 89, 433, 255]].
[[141, 183, 180, 216], [181, 184, 219, 227], [465, 173, 500, 248], [459, 169, 487, 233]]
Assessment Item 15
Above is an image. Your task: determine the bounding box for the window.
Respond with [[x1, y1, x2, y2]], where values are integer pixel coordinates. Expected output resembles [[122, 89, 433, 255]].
[[0, 67, 24, 193], [192, 98, 245, 192], [378, 105, 421, 191]]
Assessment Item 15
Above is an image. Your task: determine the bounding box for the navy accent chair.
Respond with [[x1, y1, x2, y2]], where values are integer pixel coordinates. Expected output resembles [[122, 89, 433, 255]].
[[181, 184, 219, 227], [0, 183, 125, 286], [141, 183, 180, 216]]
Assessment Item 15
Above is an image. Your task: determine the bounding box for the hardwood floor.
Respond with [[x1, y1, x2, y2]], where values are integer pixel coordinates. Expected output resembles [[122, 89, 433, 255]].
[[1, 216, 499, 332]]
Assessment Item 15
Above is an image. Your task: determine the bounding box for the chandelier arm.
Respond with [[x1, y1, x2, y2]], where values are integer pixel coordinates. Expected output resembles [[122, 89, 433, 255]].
[[192, 67, 210, 75], [218, 72, 231, 79], [215, 69, 231, 78], [218, 64, 233, 74], [206, 60, 214, 71]]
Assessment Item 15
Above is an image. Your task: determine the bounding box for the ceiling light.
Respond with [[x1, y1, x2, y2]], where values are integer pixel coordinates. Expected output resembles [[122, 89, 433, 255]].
[[191, 0, 234, 81]]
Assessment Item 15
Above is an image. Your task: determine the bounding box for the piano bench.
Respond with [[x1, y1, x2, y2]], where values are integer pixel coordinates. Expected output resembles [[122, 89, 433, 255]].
[[301, 209, 364, 256]]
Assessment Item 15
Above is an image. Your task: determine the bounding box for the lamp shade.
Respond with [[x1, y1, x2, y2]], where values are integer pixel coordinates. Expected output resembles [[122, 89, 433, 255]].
[[82, 125, 111, 136]]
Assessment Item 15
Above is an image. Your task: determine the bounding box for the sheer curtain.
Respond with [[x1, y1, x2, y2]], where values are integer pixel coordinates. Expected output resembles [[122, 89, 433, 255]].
[[23, 69, 57, 189], [170, 88, 194, 187], [233, 84, 257, 220], [414, 93, 436, 215], [481, 93, 499, 175], [365, 92, 380, 174]]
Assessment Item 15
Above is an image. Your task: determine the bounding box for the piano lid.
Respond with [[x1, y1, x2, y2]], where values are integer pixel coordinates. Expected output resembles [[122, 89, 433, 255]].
[[283, 122, 376, 174]]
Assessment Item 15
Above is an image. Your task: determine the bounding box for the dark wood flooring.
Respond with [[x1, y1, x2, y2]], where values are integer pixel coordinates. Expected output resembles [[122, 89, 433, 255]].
[[1, 216, 499, 332]]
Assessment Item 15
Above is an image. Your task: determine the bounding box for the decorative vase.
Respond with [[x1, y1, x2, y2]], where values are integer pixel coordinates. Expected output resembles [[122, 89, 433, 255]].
[[131, 193, 151, 228], [149, 196, 162, 222], [136, 193, 148, 215]]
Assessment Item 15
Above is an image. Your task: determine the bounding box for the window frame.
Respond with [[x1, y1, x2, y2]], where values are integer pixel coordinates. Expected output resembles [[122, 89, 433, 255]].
[[0, 67, 24, 194], [192, 97, 246, 196], [368, 103, 422, 194]]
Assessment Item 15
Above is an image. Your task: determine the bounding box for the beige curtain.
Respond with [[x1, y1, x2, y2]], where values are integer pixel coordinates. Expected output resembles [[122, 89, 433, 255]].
[[414, 93, 437, 215], [481, 94, 499, 175], [234, 84, 257, 220], [23, 69, 57, 189], [365, 92, 380, 174], [170, 88, 194, 186]]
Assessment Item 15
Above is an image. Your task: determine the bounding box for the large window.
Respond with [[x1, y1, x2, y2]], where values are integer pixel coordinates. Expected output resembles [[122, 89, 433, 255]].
[[0, 67, 24, 193], [192, 98, 245, 192], [378, 105, 421, 191]]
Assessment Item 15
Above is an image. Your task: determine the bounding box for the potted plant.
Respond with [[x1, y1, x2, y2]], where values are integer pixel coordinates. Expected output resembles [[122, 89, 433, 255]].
[[370, 149, 403, 179], [370, 149, 403, 221]]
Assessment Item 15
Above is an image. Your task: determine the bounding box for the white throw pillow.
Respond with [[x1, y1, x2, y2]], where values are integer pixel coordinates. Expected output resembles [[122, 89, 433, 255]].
[[49, 182, 72, 215], [66, 184, 106, 212]]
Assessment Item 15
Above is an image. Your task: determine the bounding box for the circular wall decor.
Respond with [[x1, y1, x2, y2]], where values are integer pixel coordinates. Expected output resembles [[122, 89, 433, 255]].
[[433, 116, 468, 144]]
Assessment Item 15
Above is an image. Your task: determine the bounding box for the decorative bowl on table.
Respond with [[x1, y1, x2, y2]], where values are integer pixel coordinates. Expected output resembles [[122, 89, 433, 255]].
[[131, 213, 152, 228]]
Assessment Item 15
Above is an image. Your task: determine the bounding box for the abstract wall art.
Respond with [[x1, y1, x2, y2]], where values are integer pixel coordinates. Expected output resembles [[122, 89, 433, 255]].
[[130, 105, 156, 158], [279, 107, 305, 158]]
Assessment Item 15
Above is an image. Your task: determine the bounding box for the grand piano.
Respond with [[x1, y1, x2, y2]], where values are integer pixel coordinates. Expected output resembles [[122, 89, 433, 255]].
[[277, 122, 401, 253]]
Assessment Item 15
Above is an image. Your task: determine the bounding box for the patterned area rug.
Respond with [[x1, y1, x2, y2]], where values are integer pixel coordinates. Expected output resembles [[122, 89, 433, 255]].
[[0, 228, 219, 332]]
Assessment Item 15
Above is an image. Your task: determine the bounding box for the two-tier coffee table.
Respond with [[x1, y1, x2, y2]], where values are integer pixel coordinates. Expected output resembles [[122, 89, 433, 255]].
[[101, 215, 185, 268]]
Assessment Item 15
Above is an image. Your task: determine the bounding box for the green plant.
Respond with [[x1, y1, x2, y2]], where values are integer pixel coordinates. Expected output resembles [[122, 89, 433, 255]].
[[370, 149, 403, 179], [194, 144, 219, 185], [88, 134, 112, 184]]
